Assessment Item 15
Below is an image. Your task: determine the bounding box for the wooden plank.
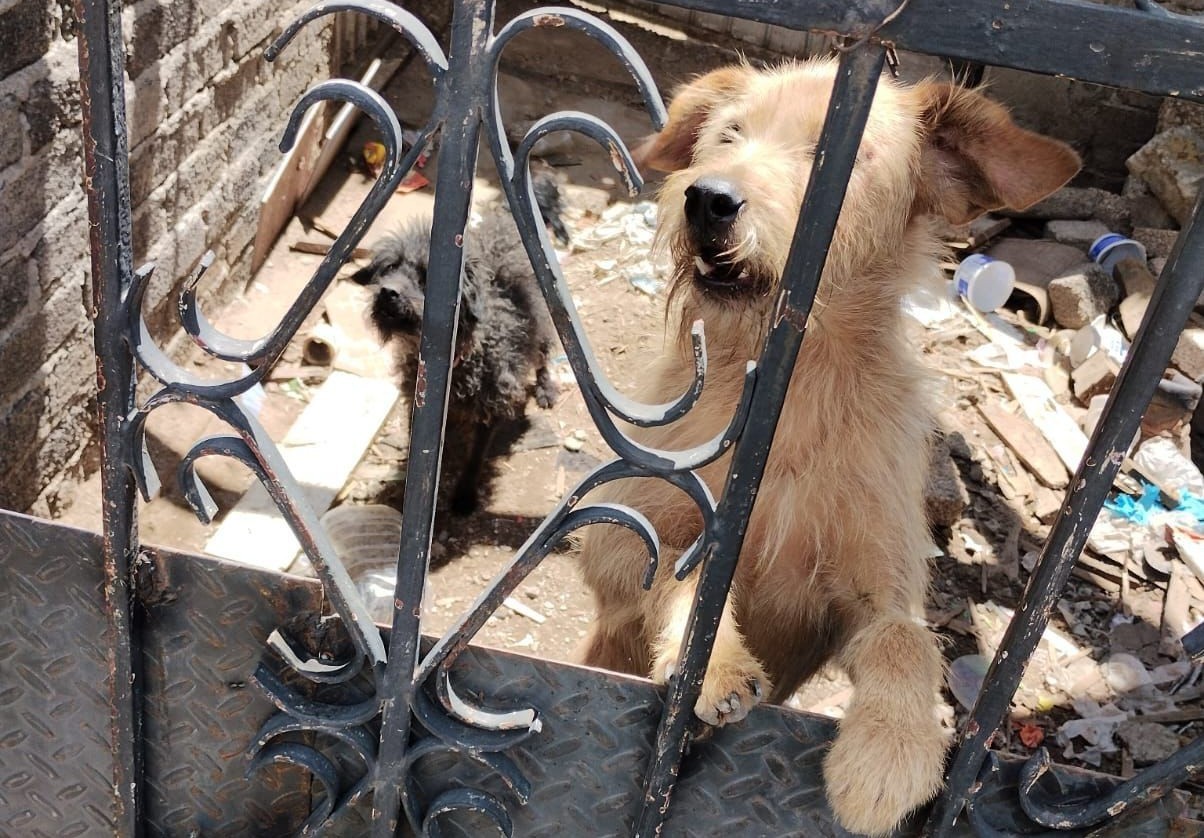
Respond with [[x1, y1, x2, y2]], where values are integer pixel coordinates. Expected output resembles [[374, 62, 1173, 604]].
[[204, 371, 400, 572], [978, 400, 1069, 490], [251, 50, 401, 275], [1002, 373, 1089, 476], [253, 104, 324, 274], [299, 56, 404, 205]]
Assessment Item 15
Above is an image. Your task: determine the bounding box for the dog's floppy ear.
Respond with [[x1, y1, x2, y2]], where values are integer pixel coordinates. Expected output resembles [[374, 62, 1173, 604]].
[[632, 66, 752, 172], [913, 83, 1080, 225]]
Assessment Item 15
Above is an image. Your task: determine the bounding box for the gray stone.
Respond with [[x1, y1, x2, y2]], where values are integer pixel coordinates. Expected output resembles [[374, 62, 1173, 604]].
[[1048, 262, 1119, 329], [1158, 97, 1204, 136], [1044, 219, 1111, 251], [1126, 126, 1204, 226], [1131, 227, 1181, 260], [925, 438, 968, 528], [1116, 720, 1181, 766], [1002, 186, 1130, 232], [1123, 175, 1178, 230], [1173, 327, 1204, 382]]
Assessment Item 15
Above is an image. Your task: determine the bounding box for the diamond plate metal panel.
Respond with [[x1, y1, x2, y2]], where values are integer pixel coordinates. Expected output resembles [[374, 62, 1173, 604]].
[[133, 548, 1195, 836], [1, 520, 1194, 835], [0, 512, 117, 837], [139, 546, 318, 836]]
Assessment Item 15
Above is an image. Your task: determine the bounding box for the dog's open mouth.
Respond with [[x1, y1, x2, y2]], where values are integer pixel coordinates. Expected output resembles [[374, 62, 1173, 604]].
[[693, 255, 753, 294]]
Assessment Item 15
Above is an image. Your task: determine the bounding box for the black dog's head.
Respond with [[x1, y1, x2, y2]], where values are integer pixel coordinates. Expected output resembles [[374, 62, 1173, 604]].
[[351, 224, 430, 341], [352, 220, 478, 360]]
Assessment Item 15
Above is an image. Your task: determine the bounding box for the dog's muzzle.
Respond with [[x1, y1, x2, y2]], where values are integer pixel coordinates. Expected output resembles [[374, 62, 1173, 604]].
[[684, 177, 753, 294]]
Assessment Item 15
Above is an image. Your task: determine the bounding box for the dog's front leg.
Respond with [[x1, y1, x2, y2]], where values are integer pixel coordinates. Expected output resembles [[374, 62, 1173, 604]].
[[649, 571, 769, 726], [823, 614, 949, 837]]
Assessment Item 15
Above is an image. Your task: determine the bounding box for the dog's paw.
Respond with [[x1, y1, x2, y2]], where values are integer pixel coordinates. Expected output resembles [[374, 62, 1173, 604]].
[[534, 374, 559, 410], [653, 655, 768, 727], [823, 705, 948, 837]]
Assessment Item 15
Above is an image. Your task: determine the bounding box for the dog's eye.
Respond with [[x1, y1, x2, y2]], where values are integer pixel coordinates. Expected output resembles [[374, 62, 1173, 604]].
[[720, 123, 741, 143]]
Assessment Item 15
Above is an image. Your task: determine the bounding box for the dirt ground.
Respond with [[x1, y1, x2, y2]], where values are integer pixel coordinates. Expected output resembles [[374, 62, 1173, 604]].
[[57, 3, 1204, 810]]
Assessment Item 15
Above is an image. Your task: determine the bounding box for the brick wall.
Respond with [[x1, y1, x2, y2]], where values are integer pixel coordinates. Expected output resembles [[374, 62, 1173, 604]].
[[0, 0, 360, 515]]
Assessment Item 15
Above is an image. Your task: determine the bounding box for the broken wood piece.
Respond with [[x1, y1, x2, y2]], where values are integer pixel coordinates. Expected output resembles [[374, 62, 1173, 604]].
[[1071, 350, 1120, 403], [978, 400, 1069, 489], [305, 214, 341, 240], [1002, 373, 1089, 476], [1161, 562, 1192, 658], [290, 240, 374, 260], [1032, 484, 1063, 524], [204, 371, 401, 572]]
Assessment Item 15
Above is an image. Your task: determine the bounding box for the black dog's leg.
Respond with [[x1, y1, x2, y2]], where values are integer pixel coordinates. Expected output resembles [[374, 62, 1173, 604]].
[[534, 361, 559, 409], [450, 421, 496, 516]]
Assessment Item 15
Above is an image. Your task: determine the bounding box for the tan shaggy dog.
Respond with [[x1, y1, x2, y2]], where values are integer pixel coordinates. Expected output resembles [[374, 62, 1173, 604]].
[[575, 60, 1079, 835]]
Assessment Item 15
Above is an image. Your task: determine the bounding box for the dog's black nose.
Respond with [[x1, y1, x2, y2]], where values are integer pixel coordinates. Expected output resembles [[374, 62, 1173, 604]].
[[684, 177, 745, 240]]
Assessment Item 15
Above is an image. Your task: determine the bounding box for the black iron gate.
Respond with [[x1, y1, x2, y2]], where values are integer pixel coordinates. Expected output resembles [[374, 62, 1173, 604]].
[[5, 0, 1204, 834]]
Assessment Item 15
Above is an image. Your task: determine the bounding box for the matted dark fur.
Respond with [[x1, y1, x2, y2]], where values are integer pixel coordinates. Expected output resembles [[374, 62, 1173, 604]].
[[352, 207, 559, 515]]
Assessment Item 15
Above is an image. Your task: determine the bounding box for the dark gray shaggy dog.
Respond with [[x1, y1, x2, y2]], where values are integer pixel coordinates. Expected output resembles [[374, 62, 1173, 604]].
[[352, 207, 560, 515]]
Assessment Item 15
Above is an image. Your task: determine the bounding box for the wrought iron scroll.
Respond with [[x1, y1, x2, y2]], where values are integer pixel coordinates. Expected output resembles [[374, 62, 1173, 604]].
[[369, 3, 759, 836], [104, 2, 452, 831], [75, 0, 1204, 832]]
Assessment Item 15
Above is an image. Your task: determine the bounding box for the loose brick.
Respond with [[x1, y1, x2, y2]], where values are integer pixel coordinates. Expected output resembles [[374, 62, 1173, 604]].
[[1048, 262, 1119, 330], [1132, 227, 1181, 260], [1126, 126, 1204, 226], [1071, 350, 1120, 403], [1158, 97, 1204, 136], [1003, 186, 1130, 232], [1173, 327, 1204, 382], [1044, 219, 1111, 251], [1123, 174, 1178, 230]]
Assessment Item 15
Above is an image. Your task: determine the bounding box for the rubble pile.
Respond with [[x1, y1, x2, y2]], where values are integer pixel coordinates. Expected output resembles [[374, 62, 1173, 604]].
[[914, 97, 1204, 786]]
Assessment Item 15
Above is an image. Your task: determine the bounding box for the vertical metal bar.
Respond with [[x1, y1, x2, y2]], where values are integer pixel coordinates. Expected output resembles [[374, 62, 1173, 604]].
[[633, 45, 886, 837], [370, 1, 490, 833], [928, 190, 1204, 834], [74, 0, 143, 832]]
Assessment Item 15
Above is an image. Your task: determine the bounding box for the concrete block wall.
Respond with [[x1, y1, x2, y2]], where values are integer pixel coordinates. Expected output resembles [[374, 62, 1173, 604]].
[[0, 0, 354, 516]]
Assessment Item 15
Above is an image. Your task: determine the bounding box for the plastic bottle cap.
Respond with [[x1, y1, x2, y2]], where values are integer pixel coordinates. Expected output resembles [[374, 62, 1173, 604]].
[[1089, 233, 1147, 275], [954, 254, 1015, 313]]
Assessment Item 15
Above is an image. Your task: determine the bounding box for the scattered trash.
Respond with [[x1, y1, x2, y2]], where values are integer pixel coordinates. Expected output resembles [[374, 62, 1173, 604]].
[[502, 595, 546, 624], [1133, 436, 1204, 498], [321, 504, 409, 625], [948, 654, 991, 711], [954, 254, 1015, 313], [1089, 233, 1148, 276]]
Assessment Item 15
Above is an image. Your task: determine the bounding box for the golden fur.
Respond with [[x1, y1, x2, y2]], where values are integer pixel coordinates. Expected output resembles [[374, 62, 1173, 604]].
[[575, 60, 1079, 835]]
